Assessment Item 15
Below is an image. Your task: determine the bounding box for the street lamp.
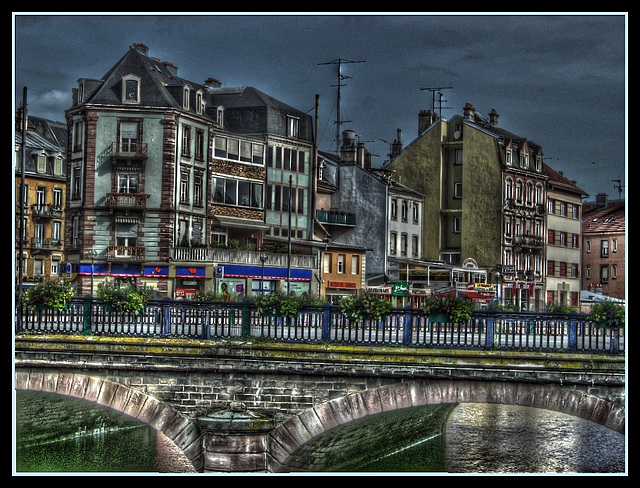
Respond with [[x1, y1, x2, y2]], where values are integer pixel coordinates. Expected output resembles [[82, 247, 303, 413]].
[[259, 253, 267, 294], [88, 250, 98, 297]]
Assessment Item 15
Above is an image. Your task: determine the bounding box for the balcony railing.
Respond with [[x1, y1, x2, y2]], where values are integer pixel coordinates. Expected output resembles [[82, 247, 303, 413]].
[[110, 142, 148, 159], [30, 238, 63, 250], [108, 245, 145, 261], [513, 234, 544, 248], [30, 204, 63, 219], [107, 193, 149, 209], [316, 209, 356, 226], [171, 247, 317, 269]]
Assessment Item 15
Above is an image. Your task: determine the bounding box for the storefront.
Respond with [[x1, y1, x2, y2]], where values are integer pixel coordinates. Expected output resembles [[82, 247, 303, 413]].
[[217, 264, 312, 300]]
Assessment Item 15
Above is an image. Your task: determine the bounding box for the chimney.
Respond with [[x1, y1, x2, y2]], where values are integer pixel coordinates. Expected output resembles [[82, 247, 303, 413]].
[[418, 109, 431, 133], [131, 43, 149, 56], [205, 77, 222, 89], [340, 130, 357, 163], [595, 193, 608, 208], [163, 61, 178, 76], [489, 108, 499, 127], [463, 103, 475, 121]]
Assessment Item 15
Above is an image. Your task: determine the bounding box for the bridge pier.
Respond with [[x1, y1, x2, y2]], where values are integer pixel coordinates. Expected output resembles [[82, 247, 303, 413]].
[[196, 402, 275, 473]]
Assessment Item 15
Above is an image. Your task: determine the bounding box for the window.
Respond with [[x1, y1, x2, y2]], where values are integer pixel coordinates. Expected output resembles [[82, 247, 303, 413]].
[[505, 179, 512, 200], [323, 253, 332, 273], [211, 227, 227, 246], [212, 176, 263, 209], [389, 232, 397, 255], [287, 116, 300, 138], [182, 126, 191, 157], [183, 86, 190, 110], [453, 216, 461, 233], [52, 221, 61, 244], [526, 182, 533, 205], [506, 149, 512, 165], [196, 91, 204, 115], [53, 188, 63, 208], [337, 254, 345, 274], [611, 264, 617, 279], [454, 182, 462, 199], [600, 265, 609, 283], [37, 154, 46, 173], [54, 157, 63, 176], [601, 240, 609, 258], [413, 203, 419, 223], [180, 172, 189, 203], [118, 173, 139, 194], [391, 199, 397, 220], [548, 199, 555, 214], [195, 130, 204, 161], [412, 235, 419, 257], [455, 149, 463, 165], [585, 265, 591, 280], [351, 255, 359, 275], [401, 233, 408, 256], [115, 222, 138, 249], [612, 238, 617, 253], [72, 216, 80, 247], [401, 200, 408, 221], [515, 181, 522, 203], [36, 187, 46, 208], [119, 122, 140, 154], [72, 165, 82, 199], [123, 77, 140, 103], [194, 174, 203, 207], [586, 239, 591, 253]]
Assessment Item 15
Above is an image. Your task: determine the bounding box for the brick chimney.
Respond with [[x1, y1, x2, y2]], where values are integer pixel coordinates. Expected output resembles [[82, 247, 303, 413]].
[[418, 109, 431, 133], [131, 43, 149, 55], [489, 108, 499, 127], [205, 77, 222, 89], [463, 103, 475, 121], [596, 193, 608, 208]]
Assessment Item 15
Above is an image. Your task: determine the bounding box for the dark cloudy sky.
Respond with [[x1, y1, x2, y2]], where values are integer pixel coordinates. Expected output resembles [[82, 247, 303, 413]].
[[13, 13, 627, 200]]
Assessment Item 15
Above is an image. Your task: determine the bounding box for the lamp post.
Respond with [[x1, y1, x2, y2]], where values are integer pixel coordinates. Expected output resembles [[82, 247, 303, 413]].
[[259, 253, 267, 294], [88, 250, 97, 296]]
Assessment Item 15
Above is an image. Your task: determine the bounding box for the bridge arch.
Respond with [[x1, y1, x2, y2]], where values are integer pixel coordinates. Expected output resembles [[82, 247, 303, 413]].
[[267, 379, 625, 472], [14, 371, 202, 472]]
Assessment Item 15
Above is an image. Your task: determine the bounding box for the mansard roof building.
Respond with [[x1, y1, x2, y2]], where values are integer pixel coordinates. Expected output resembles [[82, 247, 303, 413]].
[[65, 43, 315, 299]]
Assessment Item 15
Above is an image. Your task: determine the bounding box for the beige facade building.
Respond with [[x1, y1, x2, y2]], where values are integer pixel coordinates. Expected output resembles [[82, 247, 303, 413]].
[[543, 164, 587, 309]]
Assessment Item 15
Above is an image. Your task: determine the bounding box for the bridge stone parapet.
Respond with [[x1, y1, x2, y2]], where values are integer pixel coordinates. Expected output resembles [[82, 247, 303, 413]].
[[14, 334, 625, 473]]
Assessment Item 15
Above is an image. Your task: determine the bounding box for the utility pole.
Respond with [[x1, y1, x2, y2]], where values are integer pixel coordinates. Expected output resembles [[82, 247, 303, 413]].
[[17, 87, 27, 330], [319, 58, 364, 153]]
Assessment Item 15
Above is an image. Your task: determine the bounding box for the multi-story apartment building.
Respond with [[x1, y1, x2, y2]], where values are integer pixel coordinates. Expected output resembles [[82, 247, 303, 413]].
[[543, 164, 587, 309], [64, 43, 315, 298], [582, 194, 625, 301], [15, 112, 67, 288], [385, 103, 548, 310]]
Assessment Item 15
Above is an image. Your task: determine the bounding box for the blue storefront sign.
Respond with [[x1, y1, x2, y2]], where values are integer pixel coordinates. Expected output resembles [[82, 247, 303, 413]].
[[222, 264, 311, 281], [175, 266, 206, 278]]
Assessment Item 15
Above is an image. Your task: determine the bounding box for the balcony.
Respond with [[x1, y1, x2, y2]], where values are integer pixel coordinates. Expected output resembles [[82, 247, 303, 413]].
[[513, 234, 544, 249], [110, 141, 148, 159], [108, 245, 145, 262], [30, 238, 63, 251], [30, 204, 63, 219], [107, 193, 149, 210], [316, 209, 356, 227], [170, 247, 317, 269]]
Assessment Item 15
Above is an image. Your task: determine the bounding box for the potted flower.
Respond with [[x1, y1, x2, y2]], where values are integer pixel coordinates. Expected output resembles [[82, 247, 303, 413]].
[[339, 293, 391, 322], [22, 279, 75, 311], [588, 301, 625, 328], [422, 296, 473, 325], [97, 282, 152, 314]]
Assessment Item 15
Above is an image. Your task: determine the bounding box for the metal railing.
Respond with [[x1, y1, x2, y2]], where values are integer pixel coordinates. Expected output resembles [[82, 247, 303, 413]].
[[15, 299, 625, 355]]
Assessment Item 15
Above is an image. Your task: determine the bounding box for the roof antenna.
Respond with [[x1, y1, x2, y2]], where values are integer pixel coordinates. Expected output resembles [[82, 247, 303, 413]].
[[612, 179, 624, 201], [319, 58, 364, 154], [420, 86, 453, 119]]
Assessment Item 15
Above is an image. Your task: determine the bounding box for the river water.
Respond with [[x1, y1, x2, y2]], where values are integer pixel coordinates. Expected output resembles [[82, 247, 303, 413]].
[[14, 392, 625, 474]]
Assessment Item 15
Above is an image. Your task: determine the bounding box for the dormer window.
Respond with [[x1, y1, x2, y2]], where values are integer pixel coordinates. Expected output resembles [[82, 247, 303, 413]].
[[122, 75, 140, 103], [196, 91, 204, 115], [183, 86, 191, 110], [217, 107, 224, 128]]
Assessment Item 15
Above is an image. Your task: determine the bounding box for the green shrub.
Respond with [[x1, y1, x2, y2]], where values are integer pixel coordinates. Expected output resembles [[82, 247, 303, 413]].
[[422, 296, 473, 323], [97, 282, 152, 314], [22, 279, 75, 310], [339, 293, 391, 321], [589, 301, 625, 328]]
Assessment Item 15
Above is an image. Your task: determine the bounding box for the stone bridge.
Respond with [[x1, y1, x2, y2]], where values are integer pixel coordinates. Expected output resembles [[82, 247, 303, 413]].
[[14, 335, 625, 473]]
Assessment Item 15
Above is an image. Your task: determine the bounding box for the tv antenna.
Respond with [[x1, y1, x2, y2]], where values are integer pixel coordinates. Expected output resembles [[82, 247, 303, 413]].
[[319, 58, 364, 153], [420, 86, 453, 119], [612, 179, 625, 200]]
